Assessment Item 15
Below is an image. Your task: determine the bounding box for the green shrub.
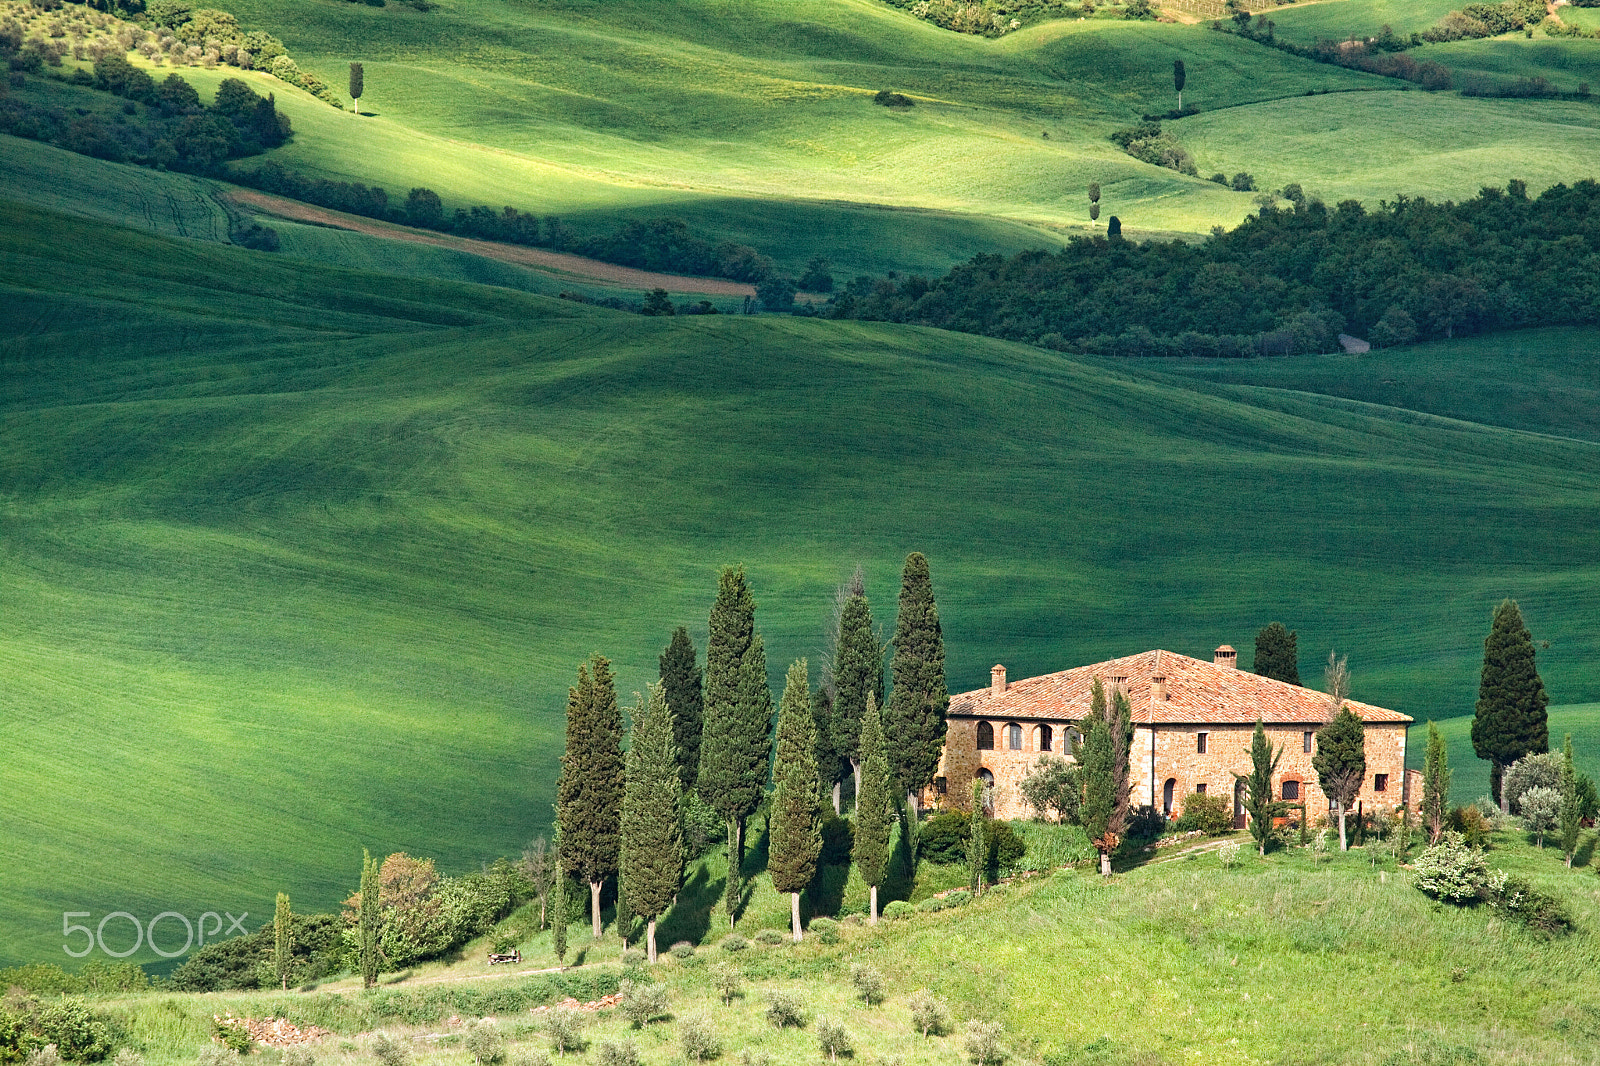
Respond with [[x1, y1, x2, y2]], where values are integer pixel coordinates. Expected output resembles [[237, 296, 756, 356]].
[[28, 1048, 61, 1066], [965, 1020, 1007, 1066], [942, 890, 972, 908], [596, 1042, 638, 1066], [815, 1018, 852, 1062], [669, 940, 695, 960], [908, 990, 949, 1038], [280, 1049, 312, 1066], [1, 1010, 33, 1065], [711, 964, 742, 1006], [193, 1048, 229, 1066], [541, 1008, 586, 1057], [883, 900, 914, 921], [917, 813, 1025, 870], [754, 929, 786, 946], [1413, 832, 1488, 904], [807, 917, 839, 944], [369, 1033, 407, 1066], [915, 897, 945, 914], [849, 963, 885, 1005], [618, 982, 670, 1028], [1485, 872, 1575, 936], [765, 993, 806, 1029], [719, 934, 748, 953], [462, 1020, 502, 1066], [1173, 793, 1232, 836], [679, 1013, 721, 1063]]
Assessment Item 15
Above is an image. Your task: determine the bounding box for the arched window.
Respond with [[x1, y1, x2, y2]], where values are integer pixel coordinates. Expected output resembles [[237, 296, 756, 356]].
[[1162, 778, 1177, 816], [1038, 724, 1053, 752], [977, 768, 995, 787], [977, 721, 994, 751], [976, 769, 995, 813], [1006, 722, 1023, 750]]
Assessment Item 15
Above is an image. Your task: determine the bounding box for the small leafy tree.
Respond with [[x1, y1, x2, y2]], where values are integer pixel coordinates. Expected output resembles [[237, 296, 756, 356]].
[[1422, 721, 1451, 844], [1018, 755, 1079, 823], [1559, 734, 1582, 867], [521, 837, 554, 929], [544, 1007, 586, 1059], [815, 1019, 851, 1064], [964, 1021, 1006, 1066], [1252, 621, 1299, 684], [1312, 653, 1364, 851], [1173, 58, 1185, 110], [1521, 787, 1560, 849], [1234, 719, 1284, 856], [908, 990, 949, 1038], [849, 963, 885, 1005], [619, 981, 670, 1028], [463, 1020, 501, 1066]]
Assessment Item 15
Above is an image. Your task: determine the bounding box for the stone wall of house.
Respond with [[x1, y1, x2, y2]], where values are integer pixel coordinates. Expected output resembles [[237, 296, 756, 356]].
[[931, 716, 1409, 826]]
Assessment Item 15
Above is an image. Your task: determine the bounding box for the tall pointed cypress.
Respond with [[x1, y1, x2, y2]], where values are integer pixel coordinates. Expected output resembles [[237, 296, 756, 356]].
[[1252, 622, 1300, 685], [359, 849, 380, 989], [1078, 679, 1132, 876], [621, 683, 685, 962], [660, 627, 705, 793], [1234, 719, 1283, 856], [698, 567, 774, 927], [1422, 721, 1451, 844], [1472, 599, 1549, 809], [769, 659, 822, 941], [830, 581, 882, 802], [273, 892, 293, 991], [885, 553, 948, 808], [550, 826, 568, 963], [852, 694, 893, 922], [557, 656, 625, 940]]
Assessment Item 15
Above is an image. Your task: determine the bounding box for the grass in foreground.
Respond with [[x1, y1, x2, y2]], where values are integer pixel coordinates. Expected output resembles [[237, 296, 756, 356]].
[[86, 828, 1600, 1065]]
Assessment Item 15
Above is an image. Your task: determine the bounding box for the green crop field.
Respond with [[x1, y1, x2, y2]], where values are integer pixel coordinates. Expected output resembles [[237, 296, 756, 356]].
[[1412, 704, 1600, 804], [6, 190, 1600, 969]]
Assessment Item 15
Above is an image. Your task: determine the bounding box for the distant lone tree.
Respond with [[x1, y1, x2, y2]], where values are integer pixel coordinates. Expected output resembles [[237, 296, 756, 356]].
[[769, 659, 822, 941], [349, 61, 363, 114], [1471, 599, 1548, 810], [1173, 59, 1186, 110], [1107, 216, 1122, 238], [1252, 622, 1300, 685], [1421, 721, 1451, 844], [884, 552, 949, 810], [557, 655, 625, 940], [660, 626, 705, 793], [1088, 182, 1101, 225]]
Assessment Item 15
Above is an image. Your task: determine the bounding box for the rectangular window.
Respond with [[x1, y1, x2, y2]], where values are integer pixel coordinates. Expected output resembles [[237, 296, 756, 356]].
[[934, 776, 947, 795], [1196, 783, 1207, 794], [1039, 725, 1053, 752], [1007, 723, 1022, 750], [1374, 773, 1388, 792], [1281, 780, 1300, 801], [1197, 732, 1208, 754], [1303, 731, 1313, 753]]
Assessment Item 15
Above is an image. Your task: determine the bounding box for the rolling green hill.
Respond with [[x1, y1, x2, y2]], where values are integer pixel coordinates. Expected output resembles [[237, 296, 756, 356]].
[[1412, 704, 1600, 804], [6, 193, 1600, 967], [91, 0, 1600, 260]]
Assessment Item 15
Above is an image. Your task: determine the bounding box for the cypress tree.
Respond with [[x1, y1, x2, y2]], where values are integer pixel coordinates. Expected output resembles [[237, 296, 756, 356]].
[[852, 694, 893, 923], [557, 656, 625, 940], [1252, 622, 1300, 685], [1560, 733, 1582, 869], [1078, 679, 1132, 876], [550, 828, 568, 964], [1234, 719, 1283, 857], [831, 580, 882, 802], [813, 685, 844, 814], [348, 61, 363, 114], [698, 567, 774, 927], [359, 849, 380, 989], [1422, 721, 1451, 844], [660, 627, 704, 793], [621, 683, 686, 962], [273, 892, 292, 991], [966, 778, 988, 893], [884, 552, 949, 809], [769, 659, 822, 941], [1471, 599, 1549, 809], [1313, 707, 1366, 851]]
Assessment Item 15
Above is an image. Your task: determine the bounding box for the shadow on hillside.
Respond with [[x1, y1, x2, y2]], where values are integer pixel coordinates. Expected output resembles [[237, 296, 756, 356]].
[[882, 816, 916, 904], [1575, 834, 1597, 868], [804, 863, 848, 919], [656, 864, 721, 947]]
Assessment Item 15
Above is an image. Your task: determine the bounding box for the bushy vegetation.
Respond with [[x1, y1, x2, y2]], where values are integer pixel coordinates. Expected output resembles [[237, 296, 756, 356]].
[[837, 180, 1600, 355], [916, 812, 1024, 874]]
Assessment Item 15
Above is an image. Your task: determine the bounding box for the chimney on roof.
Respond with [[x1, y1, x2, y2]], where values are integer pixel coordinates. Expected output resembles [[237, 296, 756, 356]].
[[991, 664, 1007, 695], [1214, 645, 1237, 669], [1151, 650, 1167, 702]]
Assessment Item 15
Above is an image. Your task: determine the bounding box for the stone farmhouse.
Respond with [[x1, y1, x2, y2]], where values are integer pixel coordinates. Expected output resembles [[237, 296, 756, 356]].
[[930, 645, 1414, 827]]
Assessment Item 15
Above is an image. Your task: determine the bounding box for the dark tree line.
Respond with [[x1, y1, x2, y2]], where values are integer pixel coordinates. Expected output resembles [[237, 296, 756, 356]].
[[228, 163, 780, 284], [830, 180, 1600, 355]]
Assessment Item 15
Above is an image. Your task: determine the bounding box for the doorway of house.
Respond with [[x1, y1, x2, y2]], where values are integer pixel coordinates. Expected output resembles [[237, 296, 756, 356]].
[[1233, 779, 1247, 830]]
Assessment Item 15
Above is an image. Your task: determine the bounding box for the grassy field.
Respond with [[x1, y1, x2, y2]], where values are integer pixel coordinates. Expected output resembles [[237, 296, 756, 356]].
[[69, 0, 1584, 258], [1413, 704, 1600, 804], [79, 826, 1600, 1065], [6, 195, 1600, 968]]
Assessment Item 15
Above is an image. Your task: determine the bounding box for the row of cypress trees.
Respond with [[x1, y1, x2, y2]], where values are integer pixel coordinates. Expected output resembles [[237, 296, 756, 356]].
[[553, 554, 949, 954]]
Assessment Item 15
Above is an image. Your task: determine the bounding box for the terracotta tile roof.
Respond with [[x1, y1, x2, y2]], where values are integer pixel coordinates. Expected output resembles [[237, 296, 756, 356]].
[[951, 650, 1410, 726]]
